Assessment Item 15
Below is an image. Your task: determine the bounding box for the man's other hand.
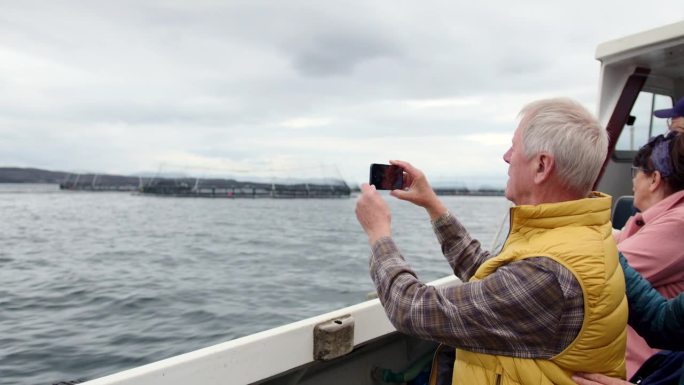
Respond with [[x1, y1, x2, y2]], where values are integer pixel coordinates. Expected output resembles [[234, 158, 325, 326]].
[[355, 183, 392, 245]]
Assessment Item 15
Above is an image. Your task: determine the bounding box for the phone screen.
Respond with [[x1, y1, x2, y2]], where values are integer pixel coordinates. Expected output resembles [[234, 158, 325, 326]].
[[369, 164, 404, 190]]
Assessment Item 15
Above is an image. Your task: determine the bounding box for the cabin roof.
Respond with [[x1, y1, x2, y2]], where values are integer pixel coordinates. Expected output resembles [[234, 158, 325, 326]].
[[596, 21, 684, 60], [595, 22, 684, 76]]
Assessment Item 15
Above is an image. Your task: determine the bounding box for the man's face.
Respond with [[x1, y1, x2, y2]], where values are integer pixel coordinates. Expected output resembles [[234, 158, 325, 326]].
[[503, 124, 535, 205]]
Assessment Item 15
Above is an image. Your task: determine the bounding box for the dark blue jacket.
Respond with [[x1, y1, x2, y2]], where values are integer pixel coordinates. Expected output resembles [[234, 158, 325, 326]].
[[620, 253, 684, 385], [621, 253, 684, 348]]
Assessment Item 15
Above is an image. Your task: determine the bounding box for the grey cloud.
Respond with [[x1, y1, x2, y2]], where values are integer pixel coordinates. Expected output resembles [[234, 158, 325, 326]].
[[289, 32, 400, 77]]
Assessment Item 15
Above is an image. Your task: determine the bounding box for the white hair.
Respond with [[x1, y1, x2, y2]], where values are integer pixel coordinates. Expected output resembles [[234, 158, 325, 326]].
[[519, 97, 608, 196]]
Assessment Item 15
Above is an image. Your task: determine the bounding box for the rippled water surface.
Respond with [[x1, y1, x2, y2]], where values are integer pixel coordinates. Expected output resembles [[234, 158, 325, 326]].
[[0, 184, 510, 385]]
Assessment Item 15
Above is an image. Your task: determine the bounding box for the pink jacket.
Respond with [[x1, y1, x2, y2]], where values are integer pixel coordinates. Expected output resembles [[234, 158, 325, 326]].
[[615, 189, 684, 377]]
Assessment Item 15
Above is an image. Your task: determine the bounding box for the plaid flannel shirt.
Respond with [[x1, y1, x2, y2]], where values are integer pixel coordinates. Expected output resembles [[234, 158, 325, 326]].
[[369, 211, 584, 358]]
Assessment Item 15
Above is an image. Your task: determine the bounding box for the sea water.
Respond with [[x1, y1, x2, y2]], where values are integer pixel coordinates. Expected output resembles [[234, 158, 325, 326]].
[[0, 184, 510, 385]]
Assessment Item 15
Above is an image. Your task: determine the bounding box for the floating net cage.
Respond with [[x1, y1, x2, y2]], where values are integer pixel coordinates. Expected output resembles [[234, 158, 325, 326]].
[[59, 173, 145, 192], [60, 164, 352, 198]]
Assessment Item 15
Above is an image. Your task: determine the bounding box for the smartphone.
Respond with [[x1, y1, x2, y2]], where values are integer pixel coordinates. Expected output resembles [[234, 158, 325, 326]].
[[369, 163, 404, 190]]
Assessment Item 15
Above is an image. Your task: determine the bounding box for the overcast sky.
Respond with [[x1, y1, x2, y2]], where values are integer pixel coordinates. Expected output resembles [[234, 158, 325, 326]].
[[1, 1, 682, 187]]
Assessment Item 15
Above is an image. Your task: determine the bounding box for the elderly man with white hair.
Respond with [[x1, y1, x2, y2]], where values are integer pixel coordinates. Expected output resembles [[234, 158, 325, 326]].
[[355, 97, 627, 385]]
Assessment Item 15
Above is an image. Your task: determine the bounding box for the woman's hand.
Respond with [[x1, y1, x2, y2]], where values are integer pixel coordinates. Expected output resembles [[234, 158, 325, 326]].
[[572, 373, 630, 385], [388, 160, 447, 220]]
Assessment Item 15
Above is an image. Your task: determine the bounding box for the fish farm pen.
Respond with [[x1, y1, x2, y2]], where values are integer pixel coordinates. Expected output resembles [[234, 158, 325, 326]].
[[140, 177, 352, 198], [58, 173, 352, 198], [57, 172, 503, 198], [433, 187, 504, 196], [59, 173, 146, 192]]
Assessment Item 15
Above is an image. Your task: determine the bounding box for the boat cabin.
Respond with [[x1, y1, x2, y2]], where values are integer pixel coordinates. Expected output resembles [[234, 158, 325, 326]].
[[596, 21, 684, 200]]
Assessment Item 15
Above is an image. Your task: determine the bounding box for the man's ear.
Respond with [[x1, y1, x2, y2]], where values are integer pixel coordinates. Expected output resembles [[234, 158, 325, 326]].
[[533, 153, 555, 184]]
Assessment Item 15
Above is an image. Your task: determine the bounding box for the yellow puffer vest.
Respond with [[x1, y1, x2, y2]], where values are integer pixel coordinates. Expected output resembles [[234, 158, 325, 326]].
[[454, 192, 627, 385]]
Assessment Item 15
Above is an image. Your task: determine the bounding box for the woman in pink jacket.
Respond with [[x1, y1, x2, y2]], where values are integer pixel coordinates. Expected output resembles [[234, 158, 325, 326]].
[[615, 111, 684, 376]]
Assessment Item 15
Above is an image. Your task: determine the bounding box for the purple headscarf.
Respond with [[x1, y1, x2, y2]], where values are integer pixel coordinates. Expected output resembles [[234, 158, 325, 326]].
[[647, 132, 675, 178]]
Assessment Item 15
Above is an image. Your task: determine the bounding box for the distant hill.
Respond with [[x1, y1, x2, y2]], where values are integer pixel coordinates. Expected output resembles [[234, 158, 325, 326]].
[[0, 167, 70, 183]]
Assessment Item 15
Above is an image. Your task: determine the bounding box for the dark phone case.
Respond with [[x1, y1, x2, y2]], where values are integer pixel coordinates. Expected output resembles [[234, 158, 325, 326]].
[[369, 164, 403, 190]]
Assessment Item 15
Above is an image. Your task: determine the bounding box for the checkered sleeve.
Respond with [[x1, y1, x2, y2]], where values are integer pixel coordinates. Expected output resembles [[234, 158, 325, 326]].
[[369, 236, 583, 358], [432, 211, 492, 281]]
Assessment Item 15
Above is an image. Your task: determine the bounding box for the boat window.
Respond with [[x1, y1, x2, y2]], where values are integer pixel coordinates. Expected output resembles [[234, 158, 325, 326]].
[[613, 92, 672, 160]]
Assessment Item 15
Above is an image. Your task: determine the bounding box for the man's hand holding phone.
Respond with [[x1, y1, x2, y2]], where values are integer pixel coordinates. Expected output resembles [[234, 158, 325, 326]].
[[385, 160, 447, 221], [357, 160, 449, 244]]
